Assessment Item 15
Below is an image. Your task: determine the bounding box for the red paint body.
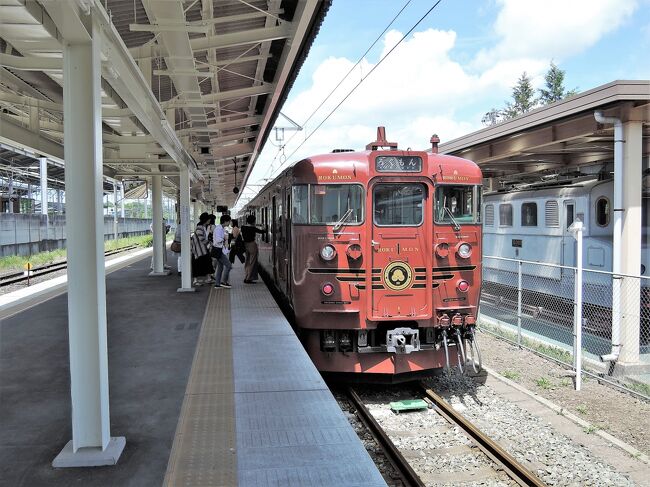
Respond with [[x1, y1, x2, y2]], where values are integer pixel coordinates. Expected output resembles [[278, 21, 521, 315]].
[[245, 133, 482, 379]]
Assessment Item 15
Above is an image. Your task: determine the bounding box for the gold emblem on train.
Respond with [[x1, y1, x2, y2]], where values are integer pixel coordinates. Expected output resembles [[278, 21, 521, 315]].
[[383, 261, 413, 291]]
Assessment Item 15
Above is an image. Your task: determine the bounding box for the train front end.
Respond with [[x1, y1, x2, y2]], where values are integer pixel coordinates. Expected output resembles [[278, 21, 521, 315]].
[[291, 128, 483, 380]]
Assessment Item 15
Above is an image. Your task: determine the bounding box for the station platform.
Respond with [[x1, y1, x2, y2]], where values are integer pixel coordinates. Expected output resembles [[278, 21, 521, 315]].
[[0, 253, 385, 487]]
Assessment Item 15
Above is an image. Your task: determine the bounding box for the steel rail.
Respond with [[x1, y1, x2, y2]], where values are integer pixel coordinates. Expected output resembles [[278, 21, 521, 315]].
[[421, 384, 548, 487], [347, 388, 426, 487], [0, 245, 140, 287]]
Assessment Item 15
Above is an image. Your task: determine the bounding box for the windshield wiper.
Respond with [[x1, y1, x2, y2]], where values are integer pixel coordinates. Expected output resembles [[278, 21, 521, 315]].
[[333, 208, 353, 232], [443, 206, 461, 231]]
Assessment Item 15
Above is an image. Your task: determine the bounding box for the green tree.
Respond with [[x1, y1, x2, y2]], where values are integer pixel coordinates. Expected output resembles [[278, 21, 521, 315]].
[[481, 107, 504, 127], [503, 72, 537, 119], [538, 61, 578, 105]]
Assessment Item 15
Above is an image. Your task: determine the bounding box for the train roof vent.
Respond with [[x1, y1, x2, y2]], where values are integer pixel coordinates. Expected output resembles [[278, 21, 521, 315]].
[[332, 149, 355, 153], [484, 204, 494, 226], [545, 200, 559, 227]]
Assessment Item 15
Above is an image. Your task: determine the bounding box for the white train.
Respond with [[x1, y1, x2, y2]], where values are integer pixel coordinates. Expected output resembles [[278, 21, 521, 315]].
[[481, 177, 649, 318]]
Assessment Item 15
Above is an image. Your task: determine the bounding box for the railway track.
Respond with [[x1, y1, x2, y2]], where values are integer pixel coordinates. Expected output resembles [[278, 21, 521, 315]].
[[0, 245, 140, 287], [346, 385, 547, 487]]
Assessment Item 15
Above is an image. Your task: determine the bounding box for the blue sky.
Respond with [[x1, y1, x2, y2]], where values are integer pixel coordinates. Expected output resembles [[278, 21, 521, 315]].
[[239, 0, 649, 207]]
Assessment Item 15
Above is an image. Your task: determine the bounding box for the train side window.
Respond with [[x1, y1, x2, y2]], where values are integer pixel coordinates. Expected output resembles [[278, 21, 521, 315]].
[[521, 202, 537, 226], [484, 204, 494, 226], [499, 204, 512, 227], [291, 185, 308, 224], [595, 197, 610, 226], [545, 201, 559, 227]]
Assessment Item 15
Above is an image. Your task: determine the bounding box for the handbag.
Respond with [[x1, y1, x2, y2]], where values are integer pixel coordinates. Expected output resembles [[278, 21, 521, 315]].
[[171, 240, 181, 253], [210, 246, 223, 259]]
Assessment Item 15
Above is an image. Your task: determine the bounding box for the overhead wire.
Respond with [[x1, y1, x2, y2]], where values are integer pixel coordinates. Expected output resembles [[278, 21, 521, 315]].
[[262, 0, 414, 180], [283, 0, 443, 164]]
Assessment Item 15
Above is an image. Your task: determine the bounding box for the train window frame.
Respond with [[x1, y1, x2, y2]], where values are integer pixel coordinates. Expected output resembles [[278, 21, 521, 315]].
[[595, 196, 610, 227], [499, 203, 513, 227], [373, 183, 426, 227], [291, 183, 365, 226], [521, 202, 538, 227], [484, 204, 495, 226], [291, 185, 309, 224], [434, 184, 481, 225]]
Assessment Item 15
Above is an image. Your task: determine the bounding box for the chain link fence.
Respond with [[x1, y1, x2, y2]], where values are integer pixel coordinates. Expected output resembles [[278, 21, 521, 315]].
[[480, 255, 650, 395]]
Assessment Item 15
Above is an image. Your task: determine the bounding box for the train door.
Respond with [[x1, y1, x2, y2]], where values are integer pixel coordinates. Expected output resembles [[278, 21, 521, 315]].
[[271, 195, 278, 281], [562, 200, 576, 268], [285, 190, 292, 298], [367, 180, 432, 320]]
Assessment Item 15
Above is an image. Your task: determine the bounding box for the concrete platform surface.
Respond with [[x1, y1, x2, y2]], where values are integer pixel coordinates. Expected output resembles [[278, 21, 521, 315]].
[[0, 253, 209, 486]]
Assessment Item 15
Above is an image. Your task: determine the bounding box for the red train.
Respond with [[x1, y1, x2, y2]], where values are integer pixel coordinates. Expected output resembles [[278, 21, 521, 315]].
[[244, 127, 483, 380]]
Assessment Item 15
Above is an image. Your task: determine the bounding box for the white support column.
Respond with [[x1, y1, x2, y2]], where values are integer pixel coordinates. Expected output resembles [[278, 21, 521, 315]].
[[7, 177, 13, 213], [120, 182, 125, 218], [150, 175, 168, 275], [178, 166, 194, 292], [113, 182, 119, 240], [53, 16, 125, 468], [39, 157, 48, 215], [619, 121, 643, 365]]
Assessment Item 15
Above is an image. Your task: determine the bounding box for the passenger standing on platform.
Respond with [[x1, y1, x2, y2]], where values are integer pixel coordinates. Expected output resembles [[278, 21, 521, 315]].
[[228, 219, 246, 265], [242, 214, 266, 283], [212, 214, 233, 288], [191, 212, 214, 286]]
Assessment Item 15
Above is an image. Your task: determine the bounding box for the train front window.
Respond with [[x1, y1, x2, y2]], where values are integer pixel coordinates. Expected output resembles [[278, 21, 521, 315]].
[[373, 184, 425, 226], [435, 185, 480, 224], [309, 184, 364, 225]]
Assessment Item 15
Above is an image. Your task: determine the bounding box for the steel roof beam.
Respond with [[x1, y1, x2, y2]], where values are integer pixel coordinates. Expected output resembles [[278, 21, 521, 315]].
[[210, 142, 254, 159], [190, 24, 291, 52], [200, 84, 274, 103]]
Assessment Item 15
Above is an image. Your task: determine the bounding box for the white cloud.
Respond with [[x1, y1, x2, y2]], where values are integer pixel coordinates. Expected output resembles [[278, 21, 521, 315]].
[[241, 0, 639, 201], [473, 0, 637, 68]]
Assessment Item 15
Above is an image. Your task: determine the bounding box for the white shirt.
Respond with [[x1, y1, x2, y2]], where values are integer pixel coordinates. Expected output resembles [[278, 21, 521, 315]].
[[213, 224, 229, 254]]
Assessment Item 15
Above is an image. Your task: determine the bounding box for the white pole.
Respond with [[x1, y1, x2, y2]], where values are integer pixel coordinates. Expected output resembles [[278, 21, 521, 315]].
[[178, 166, 194, 291], [150, 175, 166, 275], [53, 15, 124, 467], [571, 220, 584, 391], [517, 261, 522, 347], [120, 181, 125, 218], [39, 157, 48, 215], [113, 181, 119, 240]]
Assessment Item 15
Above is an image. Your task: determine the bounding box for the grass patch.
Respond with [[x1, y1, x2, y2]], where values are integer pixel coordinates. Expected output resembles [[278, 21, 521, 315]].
[[480, 321, 572, 364], [626, 381, 650, 397], [0, 234, 153, 273], [560, 378, 571, 387], [576, 404, 588, 415], [583, 425, 598, 434], [536, 377, 553, 389], [502, 370, 520, 381]]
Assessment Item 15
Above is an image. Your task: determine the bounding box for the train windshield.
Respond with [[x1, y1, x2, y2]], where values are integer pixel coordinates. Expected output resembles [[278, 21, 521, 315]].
[[435, 185, 481, 224], [292, 184, 364, 225], [373, 183, 425, 226]]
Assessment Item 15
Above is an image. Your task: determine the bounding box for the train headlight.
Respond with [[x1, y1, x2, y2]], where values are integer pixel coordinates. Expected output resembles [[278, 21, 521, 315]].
[[320, 244, 337, 261], [346, 243, 362, 260], [435, 243, 449, 259], [321, 282, 335, 296], [456, 242, 472, 259], [457, 280, 470, 293]]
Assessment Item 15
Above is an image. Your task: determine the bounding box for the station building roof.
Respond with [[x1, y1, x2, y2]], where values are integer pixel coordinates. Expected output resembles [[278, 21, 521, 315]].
[[438, 80, 650, 186], [0, 0, 330, 204]]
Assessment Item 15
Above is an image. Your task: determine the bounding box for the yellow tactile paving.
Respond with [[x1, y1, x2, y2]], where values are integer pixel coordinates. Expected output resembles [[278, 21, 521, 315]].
[[163, 288, 237, 487]]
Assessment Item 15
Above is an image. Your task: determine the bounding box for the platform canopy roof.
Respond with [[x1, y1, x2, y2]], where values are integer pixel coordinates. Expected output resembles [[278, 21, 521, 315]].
[[438, 80, 650, 188], [0, 0, 330, 204]]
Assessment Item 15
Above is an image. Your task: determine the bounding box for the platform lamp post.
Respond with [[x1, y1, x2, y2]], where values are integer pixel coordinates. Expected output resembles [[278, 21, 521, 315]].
[[569, 219, 584, 391]]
